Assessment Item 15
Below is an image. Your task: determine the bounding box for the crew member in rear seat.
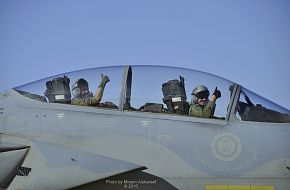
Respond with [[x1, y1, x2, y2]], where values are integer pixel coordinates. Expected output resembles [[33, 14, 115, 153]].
[[189, 85, 221, 118], [71, 74, 110, 106]]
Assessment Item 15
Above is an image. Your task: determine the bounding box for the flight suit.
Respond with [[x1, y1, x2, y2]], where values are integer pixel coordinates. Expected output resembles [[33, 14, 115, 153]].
[[188, 101, 216, 118], [71, 93, 99, 106]]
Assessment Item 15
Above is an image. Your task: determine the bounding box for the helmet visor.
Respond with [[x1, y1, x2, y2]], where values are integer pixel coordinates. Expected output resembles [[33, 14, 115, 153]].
[[196, 90, 209, 99]]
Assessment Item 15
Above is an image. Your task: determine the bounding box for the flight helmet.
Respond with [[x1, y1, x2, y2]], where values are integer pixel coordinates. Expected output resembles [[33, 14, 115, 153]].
[[191, 85, 209, 104], [72, 78, 89, 98]]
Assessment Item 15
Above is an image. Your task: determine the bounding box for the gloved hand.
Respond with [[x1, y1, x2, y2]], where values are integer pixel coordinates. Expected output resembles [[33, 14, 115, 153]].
[[98, 73, 110, 88], [213, 87, 221, 99]]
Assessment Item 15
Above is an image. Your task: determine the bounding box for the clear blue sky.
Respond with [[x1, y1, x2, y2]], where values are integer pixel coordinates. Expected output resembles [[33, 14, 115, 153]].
[[1, 0, 289, 109]]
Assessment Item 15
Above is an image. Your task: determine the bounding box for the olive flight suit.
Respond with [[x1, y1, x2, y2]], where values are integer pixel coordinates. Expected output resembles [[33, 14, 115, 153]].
[[71, 92, 99, 106], [188, 101, 216, 118]]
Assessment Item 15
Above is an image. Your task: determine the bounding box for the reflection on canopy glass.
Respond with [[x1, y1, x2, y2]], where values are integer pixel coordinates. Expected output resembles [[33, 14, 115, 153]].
[[236, 87, 290, 123], [13, 65, 290, 123]]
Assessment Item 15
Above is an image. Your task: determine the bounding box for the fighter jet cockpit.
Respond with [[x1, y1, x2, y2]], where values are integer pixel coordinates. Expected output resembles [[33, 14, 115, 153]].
[[127, 65, 233, 119], [12, 65, 290, 123], [14, 66, 124, 109], [236, 87, 290, 123]]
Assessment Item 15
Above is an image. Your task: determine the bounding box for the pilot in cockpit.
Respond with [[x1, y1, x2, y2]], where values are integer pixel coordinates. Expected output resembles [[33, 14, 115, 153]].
[[71, 74, 110, 106], [189, 85, 221, 118]]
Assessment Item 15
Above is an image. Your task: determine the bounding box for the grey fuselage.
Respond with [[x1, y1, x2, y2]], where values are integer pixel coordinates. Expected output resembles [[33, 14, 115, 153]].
[[1, 89, 290, 190]]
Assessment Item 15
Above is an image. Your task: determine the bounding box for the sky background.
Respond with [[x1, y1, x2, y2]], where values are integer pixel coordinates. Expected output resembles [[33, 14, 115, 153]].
[[0, 0, 289, 110]]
